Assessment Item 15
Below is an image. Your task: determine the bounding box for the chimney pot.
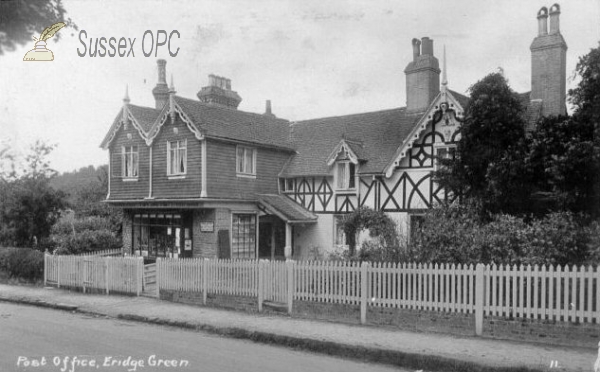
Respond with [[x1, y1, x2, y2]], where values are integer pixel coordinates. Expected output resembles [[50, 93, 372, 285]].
[[266, 100, 272, 114], [411, 38, 421, 61], [421, 37, 433, 56], [537, 7, 549, 36], [549, 3, 560, 34]]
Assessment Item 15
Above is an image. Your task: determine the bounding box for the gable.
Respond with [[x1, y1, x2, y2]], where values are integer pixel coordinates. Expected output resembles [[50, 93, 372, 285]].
[[384, 89, 465, 177]]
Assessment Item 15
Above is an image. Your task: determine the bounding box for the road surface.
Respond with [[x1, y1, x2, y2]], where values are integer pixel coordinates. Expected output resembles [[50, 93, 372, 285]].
[[0, 302, 407, 372]]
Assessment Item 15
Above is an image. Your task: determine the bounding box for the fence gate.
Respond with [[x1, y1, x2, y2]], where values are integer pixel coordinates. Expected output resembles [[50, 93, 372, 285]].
[[261, 260, 287, 303]]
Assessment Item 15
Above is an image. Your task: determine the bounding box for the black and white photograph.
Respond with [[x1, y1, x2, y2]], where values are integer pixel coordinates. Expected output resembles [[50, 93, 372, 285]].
[[1, 1, 600, 371]]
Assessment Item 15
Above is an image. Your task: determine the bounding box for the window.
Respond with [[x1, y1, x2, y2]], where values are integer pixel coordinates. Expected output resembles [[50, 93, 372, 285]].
[[280, 178, 294, 193], [236, 146, 256, 176], [231, 214, 256, 259], [122, 146, 138, 178], [336, 162, 356, 190], [132, 213, 183, 259], [167, 140, 187, 176], [434, 146, 456, 170]]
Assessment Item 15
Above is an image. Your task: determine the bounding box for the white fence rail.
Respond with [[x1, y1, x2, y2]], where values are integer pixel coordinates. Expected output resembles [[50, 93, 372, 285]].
[[74, 249, 123, 257], [44, 254, 143, 295], [156, 259, 600, 333]]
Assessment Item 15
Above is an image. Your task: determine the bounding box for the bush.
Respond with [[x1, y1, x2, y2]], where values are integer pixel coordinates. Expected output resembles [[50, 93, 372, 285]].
[[50, 214, 121, 254], [411, 203, 600, 266], [0, 248, 44, 281]]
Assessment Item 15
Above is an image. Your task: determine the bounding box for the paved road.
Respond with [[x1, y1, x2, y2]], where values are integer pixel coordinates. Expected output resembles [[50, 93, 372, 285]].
[[0, 303, 407, 372]]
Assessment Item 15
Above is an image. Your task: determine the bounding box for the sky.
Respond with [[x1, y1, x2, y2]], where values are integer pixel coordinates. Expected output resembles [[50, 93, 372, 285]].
[[1, 0, 599, 174]]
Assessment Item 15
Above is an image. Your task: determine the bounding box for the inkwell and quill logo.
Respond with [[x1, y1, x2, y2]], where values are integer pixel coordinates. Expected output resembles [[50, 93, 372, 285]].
[[23, 22, 66, 61]]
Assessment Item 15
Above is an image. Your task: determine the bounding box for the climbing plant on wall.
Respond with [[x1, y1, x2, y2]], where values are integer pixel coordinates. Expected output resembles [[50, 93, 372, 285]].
[[341, 207, 399, 256]]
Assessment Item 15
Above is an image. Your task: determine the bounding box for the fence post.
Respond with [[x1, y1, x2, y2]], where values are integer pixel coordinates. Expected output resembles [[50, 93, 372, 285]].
[[475, 263, 485, 336], [43, 251, 48, 287], [82, 258, 87, 294], [258, 260, 264, 312], [287, 260, 295, 314], [57, 256, 61, 288], [154, 257, 159, 298], [105, 259, 110, 295], [202, 258, 208, 305], [360, 261, 369, 325]]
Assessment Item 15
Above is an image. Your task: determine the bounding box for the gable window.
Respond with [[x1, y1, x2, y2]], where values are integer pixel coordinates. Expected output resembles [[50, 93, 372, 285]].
[[167, 140, 187, 176], [336, 162, 356, 190], [231, 213, 256, 259], [236, 146, 256, 176], [122, 145, 138, 178], [434, 146, 456, 170]]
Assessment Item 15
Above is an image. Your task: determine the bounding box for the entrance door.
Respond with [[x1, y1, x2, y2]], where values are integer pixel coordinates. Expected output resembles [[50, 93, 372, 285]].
[[259, 222, 273, 259], [180, 212, 193, 258]]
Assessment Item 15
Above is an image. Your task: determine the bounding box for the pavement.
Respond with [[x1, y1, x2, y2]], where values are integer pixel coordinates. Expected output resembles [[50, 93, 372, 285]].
[[0, 284, 596, 372]]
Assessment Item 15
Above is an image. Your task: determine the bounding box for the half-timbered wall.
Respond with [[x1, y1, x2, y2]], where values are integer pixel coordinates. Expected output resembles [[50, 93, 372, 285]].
[[206, 139, 291, 199], [151, 115, 202, 199], [108, 124, 150, 200]]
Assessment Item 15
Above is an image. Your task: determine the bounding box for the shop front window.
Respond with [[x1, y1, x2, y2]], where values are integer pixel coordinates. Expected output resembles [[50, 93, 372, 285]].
[[133, 213, 186, 259]]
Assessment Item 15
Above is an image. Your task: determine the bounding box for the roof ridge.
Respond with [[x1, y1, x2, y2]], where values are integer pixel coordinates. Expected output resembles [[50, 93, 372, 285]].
[[296, 107, 408, 124], [175, 95, 290, 123]]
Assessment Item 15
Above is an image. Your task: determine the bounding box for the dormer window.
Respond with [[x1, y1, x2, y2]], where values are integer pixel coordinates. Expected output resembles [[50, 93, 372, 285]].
[[122, 145, 138, 179], [336, 161, 356, 190]]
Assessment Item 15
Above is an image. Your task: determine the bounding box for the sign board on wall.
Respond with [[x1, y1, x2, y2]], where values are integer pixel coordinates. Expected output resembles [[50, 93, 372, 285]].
[[200, 222, 214, 232]]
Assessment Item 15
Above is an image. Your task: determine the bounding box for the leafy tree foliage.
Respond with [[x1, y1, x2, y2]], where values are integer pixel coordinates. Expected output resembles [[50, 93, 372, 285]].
[[0, 141, 66, 247], [436, 73, 530, 216], [0, 0, 76, 55]]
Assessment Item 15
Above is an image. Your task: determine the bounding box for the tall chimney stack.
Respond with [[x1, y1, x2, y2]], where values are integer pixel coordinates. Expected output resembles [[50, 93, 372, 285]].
[[152, 59, 169, 109], [197, 74, 242, 109], [404, 36, 440, 112], [530, 3, 567, 116]]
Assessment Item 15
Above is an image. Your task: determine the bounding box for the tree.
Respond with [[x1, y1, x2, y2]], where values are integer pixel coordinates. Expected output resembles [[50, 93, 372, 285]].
[[435, 72, 531, 216], [525, 43, 600, 218], [0, 141, 66, 247], [0, 0, 76, 55]]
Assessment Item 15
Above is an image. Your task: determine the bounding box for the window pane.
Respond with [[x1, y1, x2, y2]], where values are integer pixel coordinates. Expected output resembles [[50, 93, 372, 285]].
[[348, 163, 355, 189], [337, 163, 347, 189], [231, 214, 256, 259], [245, 149, 253, 174], [237, 147, 244, 173]]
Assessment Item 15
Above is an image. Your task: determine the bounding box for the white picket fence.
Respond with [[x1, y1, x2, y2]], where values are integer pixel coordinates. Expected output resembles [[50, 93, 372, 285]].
[[157, 259, 600, 333], [75, 248, 123, 257], [44, 254, 144, 295]]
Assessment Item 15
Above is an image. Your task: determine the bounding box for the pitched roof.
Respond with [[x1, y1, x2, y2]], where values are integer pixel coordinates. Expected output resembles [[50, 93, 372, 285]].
[[128, 104, 161, 133], [99, 104, 161, 149], [174, 96, 292, 150], [281, 108, 422, 176], [258, 194, 317, 223]]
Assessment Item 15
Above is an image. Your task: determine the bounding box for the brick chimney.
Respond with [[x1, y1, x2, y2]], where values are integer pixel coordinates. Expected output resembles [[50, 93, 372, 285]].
[[404, 37, 440, 112], [197, 74, 242, 109], [530, 4, 567, 116], [152, 59, 169, 110]]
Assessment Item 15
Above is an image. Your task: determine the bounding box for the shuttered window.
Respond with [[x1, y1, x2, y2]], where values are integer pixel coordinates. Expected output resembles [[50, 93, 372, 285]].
[[167, 140, 187, 176], [231, 214, 256, 259]]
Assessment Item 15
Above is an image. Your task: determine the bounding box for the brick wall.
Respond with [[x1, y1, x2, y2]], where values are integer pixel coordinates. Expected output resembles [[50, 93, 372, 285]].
[[484, 316, 600, 348], [192, 208, 231, 258]]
